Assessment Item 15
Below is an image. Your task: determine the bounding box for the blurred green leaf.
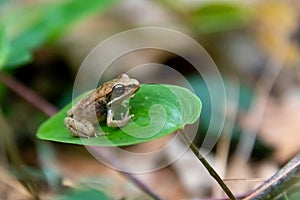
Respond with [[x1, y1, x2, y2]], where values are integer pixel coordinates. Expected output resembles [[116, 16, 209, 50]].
[[193, 2, 251, 34], [2, 0, 117, 69], [287, 183, 300, 200], [274, 183, 300, 200], [58, 188, 110, 200], [0, 24, 9, 69], [37, 84, 202, 146]]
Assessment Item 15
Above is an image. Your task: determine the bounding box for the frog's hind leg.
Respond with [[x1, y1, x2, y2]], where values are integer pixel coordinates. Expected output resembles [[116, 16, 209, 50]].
[[64, 117, 102, 137]]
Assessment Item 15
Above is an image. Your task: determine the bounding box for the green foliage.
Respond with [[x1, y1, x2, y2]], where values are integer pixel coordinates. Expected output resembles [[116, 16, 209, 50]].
[[0, 24, 8, 69], [287, 184, 300, 200], [0, 0, 117, 69], [275, 183, 300, 200], [193, 2, 251, 34], [37, 84, 202, 146], [58, 188, 110, 200]]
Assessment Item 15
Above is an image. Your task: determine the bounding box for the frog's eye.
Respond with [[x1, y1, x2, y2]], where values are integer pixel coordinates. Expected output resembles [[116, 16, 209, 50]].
[[112, 84, 125, 96]]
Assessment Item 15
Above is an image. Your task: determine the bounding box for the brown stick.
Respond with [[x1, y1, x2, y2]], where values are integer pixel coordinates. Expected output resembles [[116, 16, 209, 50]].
[[0, 71, 58, 116], [243, 153, 300, 200]]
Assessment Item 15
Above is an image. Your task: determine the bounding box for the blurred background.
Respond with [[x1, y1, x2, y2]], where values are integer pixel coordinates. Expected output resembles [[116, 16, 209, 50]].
[[0, 0, 300, 199]]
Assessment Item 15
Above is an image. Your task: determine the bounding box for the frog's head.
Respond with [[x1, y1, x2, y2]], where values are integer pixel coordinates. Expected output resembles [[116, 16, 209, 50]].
[[107, 74, 140, 107]]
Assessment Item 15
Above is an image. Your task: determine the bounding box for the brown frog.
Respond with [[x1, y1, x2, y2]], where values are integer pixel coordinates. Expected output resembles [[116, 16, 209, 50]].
[[64, 74, 140, 137]]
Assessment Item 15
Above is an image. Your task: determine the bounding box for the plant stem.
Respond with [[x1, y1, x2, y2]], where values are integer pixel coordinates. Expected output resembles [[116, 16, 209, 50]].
[[179, 129, 237, 200]]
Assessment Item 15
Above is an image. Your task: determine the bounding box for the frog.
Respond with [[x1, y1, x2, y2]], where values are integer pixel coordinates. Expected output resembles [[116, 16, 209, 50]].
[[64, 74, 140, 137]]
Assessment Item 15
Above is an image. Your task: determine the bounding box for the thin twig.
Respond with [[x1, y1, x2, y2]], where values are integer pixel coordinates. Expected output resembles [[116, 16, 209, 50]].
[[0, 71, 163, 200], [179, 129, 237, 200], [223, 178, 266, 183], [0, 71, 58, 116]]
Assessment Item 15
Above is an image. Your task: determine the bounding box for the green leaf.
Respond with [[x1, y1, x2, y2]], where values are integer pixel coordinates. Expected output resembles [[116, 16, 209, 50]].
[[193, 2, 251, 34], [2, 0, 117, 69], [0, 24, 9, 69], [287, 184, 300, 200], [37, 84, 201, 146]]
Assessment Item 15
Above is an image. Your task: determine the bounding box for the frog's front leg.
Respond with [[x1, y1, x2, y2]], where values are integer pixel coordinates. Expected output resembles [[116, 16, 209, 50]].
[[64, 117, 105, 137], [106, 108, 133, 127]]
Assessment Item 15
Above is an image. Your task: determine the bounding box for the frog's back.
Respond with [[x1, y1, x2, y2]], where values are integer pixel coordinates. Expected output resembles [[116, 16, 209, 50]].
[[94, 78, 119, 99], [73, 78, 119, 122]]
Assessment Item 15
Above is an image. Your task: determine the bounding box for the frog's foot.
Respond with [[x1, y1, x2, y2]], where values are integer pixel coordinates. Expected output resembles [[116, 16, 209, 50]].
[[64, 117, 97, 138], [121, 108, 134, 121], [94, 131, 108, 137], [106, 109, 132, 127]]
